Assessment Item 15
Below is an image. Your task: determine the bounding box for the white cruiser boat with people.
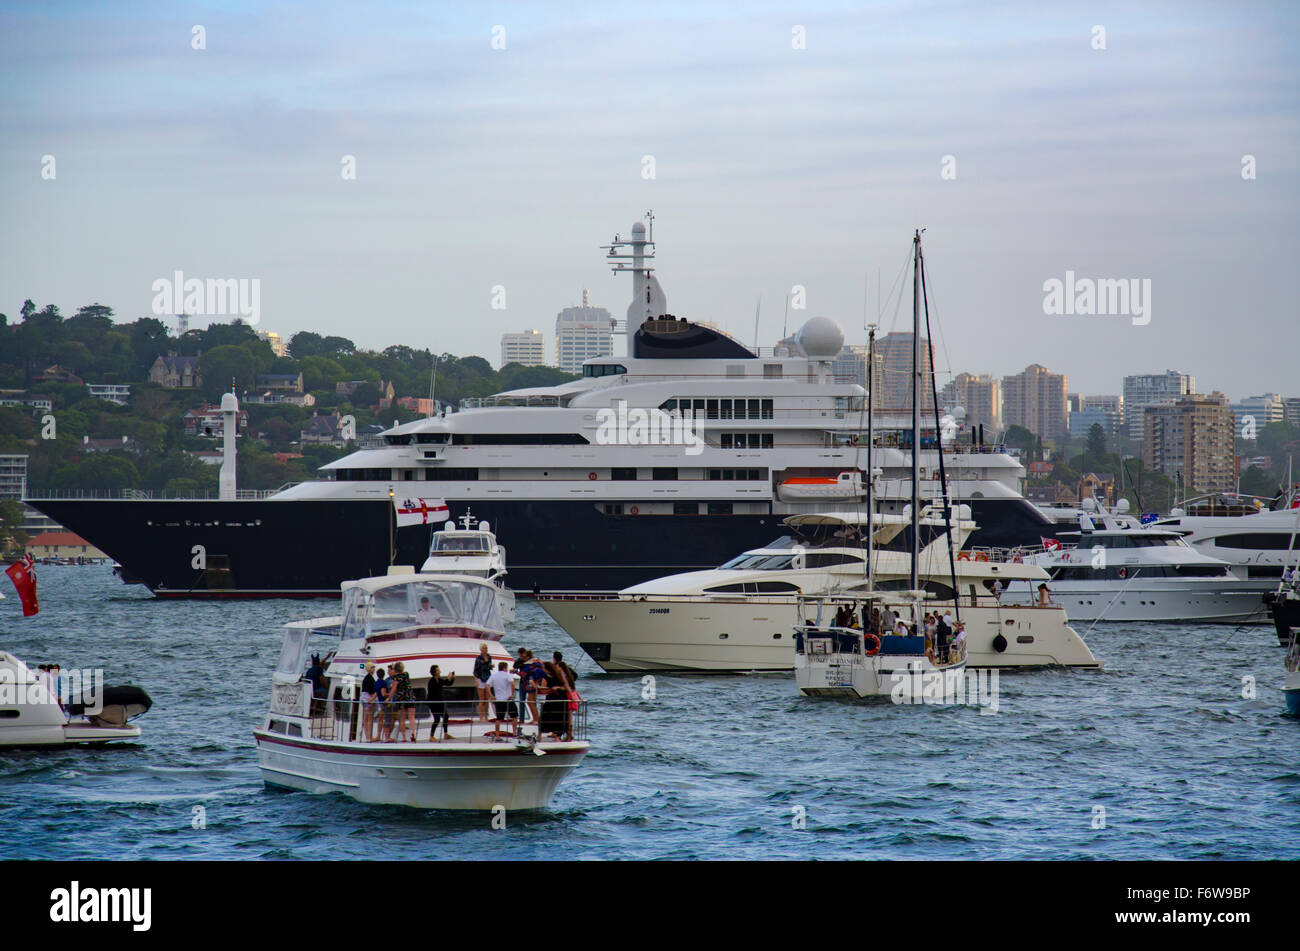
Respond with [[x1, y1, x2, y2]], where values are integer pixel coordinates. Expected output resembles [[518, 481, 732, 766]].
[[999, 498, 1276, 623], [253, 572, 588, 811], [0, 651, 152, 747], [537, 506, 1098, 671], [32, 214, 1065, 599], [420, 510, 516, 622]]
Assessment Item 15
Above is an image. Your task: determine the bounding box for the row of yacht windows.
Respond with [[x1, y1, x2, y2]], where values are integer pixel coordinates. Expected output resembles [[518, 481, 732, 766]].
[[1211, 533, 1300, 551], [1082, 535, 1184, 549], [384, 433, 589, 446], [720, 433, 774, 449], [718, 551, 864, 570], [333, 467, 769, 482], [660, 398, 775, 420], [1050, 565, 1230, 580], [604, 502, 735, 515]]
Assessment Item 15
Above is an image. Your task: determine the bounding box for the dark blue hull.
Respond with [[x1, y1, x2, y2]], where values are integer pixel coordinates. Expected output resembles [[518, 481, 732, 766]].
[[29, 495, 1058, 598]]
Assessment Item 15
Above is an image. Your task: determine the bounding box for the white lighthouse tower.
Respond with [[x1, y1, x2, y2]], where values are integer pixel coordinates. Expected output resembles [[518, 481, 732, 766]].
[[218, 390, 239, 501]]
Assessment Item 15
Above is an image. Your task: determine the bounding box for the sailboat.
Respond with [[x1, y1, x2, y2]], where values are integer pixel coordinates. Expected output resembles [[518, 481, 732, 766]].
[[795, 231, 969, 698]]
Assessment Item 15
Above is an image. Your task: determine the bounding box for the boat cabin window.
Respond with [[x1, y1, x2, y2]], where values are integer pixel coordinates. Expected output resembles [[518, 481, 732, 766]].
[[415, 433, 450, 445], [429, 533, 492, 554], [583, 363, 627, 378], [1212, 532, 1299, 551]]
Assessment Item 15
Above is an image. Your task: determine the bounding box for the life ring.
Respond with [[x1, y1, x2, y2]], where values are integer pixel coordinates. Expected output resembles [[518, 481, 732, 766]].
[[1117, 567, 1127, 579], [588, 472, 597, 481], [629, 505, 639, 515], [975, 552, 988, 562], [957, 552, 970, 561], [862, 633, 881, 656]]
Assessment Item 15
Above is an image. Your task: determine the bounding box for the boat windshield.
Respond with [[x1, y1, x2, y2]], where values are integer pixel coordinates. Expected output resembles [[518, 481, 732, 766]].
[[717, 552, 798, 570], [342, 580, 503, 639], [429, 533, 492, 555]]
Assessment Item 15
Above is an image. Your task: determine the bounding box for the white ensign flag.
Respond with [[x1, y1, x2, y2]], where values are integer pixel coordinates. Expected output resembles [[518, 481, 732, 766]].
[[394, 497, 449, 527]]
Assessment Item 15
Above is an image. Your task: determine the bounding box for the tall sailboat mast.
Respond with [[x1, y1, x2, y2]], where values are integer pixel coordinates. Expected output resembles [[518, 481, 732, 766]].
[[866, 323, 877, 589], [910, 230, 922, 592]]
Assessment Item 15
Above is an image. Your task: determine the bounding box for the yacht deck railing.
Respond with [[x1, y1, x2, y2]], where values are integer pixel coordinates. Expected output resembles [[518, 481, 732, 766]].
[[276, 697, 588, 744]]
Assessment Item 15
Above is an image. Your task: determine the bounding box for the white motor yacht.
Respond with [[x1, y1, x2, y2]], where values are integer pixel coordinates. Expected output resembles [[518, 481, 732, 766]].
[[1154, 490, 1300, 587], [1001, 499, 1275, 623], [0, 652, 152, 747], [538, 507, 1098, 671], [253, 572, 587, 811], [420, 511, 516, 622]]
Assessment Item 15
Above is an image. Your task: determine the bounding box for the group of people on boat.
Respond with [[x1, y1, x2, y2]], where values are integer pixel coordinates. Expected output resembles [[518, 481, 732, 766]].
[[315, 644, 581, 744], [824, 603, 967, 663], [474, 644, 580, 743]]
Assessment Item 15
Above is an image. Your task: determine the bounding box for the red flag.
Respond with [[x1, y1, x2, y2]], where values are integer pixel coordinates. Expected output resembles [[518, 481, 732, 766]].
[[5, 555, 39, 617], [1041, 537, 1062, 552]]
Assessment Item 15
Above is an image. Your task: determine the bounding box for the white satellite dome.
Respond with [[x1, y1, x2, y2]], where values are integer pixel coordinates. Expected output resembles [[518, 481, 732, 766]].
[[631, 221, 646, 236], [796, 316, 844, 358], [1115, 498, 1131, 514], [220, 392, 239, 412], [950, 404, 967, 420]]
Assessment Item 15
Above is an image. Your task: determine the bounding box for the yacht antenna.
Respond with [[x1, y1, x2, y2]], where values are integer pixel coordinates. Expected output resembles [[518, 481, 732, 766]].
[[752, 296, 761, 351], [427, 354, 439, 417], [782, 292, 789, 340]]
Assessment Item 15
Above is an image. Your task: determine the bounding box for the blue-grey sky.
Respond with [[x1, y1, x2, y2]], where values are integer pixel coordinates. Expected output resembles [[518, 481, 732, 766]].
[[2, 0, 1296, 398]]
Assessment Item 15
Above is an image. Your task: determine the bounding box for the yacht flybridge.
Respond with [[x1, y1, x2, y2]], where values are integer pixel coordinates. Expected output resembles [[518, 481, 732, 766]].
[[31, 214, 1059, 598]]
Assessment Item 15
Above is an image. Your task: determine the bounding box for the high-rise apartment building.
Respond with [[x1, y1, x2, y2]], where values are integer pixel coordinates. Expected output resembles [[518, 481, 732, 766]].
[[1123, 371, 1195, 441], [555, 290, 614, 373], [500, 330, 548, 368], [1002, 364, 1069, 443], [1142, 393, 1234, 495]]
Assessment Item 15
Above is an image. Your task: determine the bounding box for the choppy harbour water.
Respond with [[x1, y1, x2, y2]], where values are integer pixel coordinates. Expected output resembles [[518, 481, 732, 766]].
[[3, 564, 1299, 860]]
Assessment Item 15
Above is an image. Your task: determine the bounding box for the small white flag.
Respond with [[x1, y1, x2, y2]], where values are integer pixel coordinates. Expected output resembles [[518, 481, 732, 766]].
[[394, 497, 449, 527]]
